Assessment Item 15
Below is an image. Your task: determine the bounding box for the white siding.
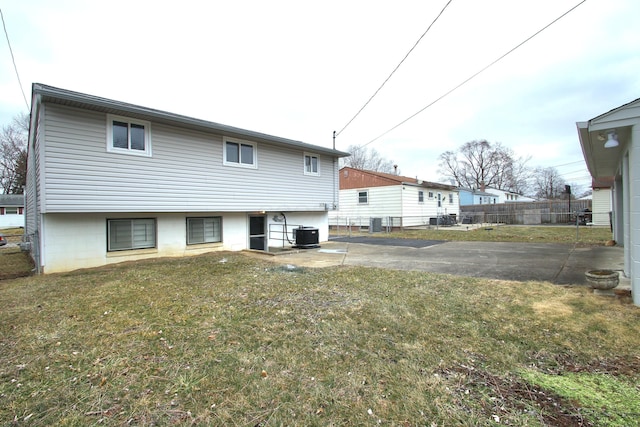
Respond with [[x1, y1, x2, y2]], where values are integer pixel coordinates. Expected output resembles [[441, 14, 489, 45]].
[[402, 186, 460, 226], [335, 186, 402, 219], [331, 185, 460, 227], [0, 211, 24, 228], [41, 105, 338, 213], [592, 188, 612, 226], [629, 125, 640, 305]]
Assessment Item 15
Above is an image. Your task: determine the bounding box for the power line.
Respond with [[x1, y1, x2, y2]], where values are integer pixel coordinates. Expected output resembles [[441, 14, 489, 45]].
[[335, 0, 453, 138], [361, 0, 587, 148], [560, 168, 589, 176], [548, 160, 585, 168], [0, 7, 30, 112]]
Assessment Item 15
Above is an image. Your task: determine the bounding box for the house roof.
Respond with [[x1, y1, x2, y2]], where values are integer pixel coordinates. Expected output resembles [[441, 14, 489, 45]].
[[0, 194, 24, 206], [340, 167, 456, 191], [30, 83, 350, 158], [577, 97, 640, 177]]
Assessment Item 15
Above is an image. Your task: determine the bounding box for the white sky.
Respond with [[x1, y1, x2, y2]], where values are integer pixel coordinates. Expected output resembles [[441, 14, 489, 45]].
[[1, 0, 639, 192]]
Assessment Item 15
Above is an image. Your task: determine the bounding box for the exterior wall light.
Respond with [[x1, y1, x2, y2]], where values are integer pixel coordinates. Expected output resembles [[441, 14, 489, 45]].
[[604, 131, 619, 148]]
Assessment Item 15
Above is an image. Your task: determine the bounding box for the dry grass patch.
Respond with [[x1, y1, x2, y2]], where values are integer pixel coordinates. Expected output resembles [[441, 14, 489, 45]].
[[339, 225, 613, 245], [1, 252, 639, 426], [532, 300, 574, 317]]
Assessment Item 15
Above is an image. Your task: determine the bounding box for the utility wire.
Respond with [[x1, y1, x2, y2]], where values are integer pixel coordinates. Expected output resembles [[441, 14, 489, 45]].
[[361, 0, 587, 148], [549, 160, 586, 168], [1, 8, 30, 112], [335, 0, 453, 137]]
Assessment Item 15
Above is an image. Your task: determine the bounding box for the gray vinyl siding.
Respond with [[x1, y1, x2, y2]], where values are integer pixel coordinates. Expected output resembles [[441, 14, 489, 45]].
[[41, 104, 338, 213], [25, 107, 43, 233]]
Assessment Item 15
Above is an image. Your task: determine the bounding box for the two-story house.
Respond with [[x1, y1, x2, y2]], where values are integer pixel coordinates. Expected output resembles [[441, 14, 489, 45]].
[[25, 84, 349, 273], [330, 167, 459, 228]]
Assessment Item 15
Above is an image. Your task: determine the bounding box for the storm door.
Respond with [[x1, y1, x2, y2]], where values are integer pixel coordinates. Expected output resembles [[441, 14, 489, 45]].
[[249, 215, 266, 250]]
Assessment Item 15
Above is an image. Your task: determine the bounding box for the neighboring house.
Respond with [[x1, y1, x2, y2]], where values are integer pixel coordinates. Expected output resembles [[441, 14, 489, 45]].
[[577, 98, 640, 306], [458, 188, 498, 205], [331, 167, 459, 227], [25, 83, 349, 273], [484, 187, 535, 203], [0, 194, 24, 228], [590, 177, 613, 226], [459, 187, 534, 206]]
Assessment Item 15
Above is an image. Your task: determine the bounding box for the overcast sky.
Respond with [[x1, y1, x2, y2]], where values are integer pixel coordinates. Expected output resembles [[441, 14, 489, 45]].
[[1, 0, 638, 192]]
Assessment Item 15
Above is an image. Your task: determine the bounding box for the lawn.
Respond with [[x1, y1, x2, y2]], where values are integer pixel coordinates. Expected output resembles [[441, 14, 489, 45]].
[[1, 250, 639, 426]]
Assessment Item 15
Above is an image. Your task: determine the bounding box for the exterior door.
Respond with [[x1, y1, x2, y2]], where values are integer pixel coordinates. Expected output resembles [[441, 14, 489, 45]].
[[249, 215, 266, 250]]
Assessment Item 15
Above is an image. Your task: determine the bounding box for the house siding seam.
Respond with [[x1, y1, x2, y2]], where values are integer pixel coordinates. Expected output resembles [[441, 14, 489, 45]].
[[41, 104, 337, 213]]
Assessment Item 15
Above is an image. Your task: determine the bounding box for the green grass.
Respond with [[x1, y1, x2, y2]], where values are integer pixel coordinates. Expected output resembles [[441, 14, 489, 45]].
[[335, 225, 614, 245], [521, 370, 640, 426], [1, 252, 639, 426]]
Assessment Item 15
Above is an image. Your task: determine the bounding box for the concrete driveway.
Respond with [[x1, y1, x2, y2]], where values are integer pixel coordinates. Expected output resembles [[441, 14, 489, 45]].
[[266, 237, 628, 288]]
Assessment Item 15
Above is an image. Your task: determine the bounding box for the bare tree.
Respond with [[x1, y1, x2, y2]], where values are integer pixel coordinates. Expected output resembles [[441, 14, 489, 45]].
[[531, 166, 566, 200], [341, 144, 397, 174], [438, 139, 529, 192], [1, 113, 29, 194]]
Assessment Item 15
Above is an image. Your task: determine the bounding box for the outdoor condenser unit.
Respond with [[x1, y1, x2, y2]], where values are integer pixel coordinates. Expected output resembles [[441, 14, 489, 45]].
[[294, 226, 320, 249]]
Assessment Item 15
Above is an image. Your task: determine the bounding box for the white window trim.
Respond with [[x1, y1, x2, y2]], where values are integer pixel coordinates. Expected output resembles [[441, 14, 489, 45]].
[[303, 152, 320, 176], [418, 190, 424, 203], [223, 136, 257, 169], [106, 114, 152, 157]]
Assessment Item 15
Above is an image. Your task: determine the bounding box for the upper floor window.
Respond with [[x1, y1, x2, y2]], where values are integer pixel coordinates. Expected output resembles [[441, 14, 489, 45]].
[[223, 137, 256, 168], [418, 191, 424, 203], [358, 190, 368, 204], [304, 153, 319, 175], [107, 114, 151, 156]]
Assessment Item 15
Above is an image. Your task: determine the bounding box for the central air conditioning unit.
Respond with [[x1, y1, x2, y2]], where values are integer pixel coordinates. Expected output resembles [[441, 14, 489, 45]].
[[293, 226, 320, 249]]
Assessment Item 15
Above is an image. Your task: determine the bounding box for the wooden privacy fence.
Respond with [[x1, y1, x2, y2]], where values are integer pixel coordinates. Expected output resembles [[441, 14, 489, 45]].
[[460, 199, 593, 225]]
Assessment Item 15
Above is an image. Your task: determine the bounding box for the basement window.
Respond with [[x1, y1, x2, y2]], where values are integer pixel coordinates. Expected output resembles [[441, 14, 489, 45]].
[[107, 218, 156, 251], [187, 217, 222, 245]]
